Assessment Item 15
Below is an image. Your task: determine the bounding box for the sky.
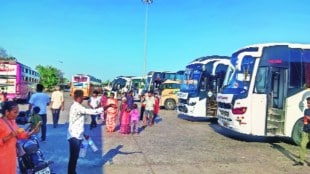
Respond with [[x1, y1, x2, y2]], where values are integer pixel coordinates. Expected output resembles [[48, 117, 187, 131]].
[[0, 0, 309, 81]]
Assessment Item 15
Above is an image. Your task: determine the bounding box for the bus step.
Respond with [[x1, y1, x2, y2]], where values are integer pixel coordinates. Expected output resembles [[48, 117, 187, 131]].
[[267, 124, 278, 130], [267, 118, 284, 123], [267, 123, 284, 135]]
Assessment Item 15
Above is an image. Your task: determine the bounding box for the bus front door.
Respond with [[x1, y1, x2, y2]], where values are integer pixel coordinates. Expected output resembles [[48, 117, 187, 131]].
[[266, 67, 288, 135]]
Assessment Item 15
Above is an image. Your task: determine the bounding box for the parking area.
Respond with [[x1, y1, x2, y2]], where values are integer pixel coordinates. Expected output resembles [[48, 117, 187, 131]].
[[18, 92, 309, 174]]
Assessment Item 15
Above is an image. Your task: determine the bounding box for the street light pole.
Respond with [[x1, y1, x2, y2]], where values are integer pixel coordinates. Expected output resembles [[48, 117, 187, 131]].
[[58, 60, 64, 84], [142, 0, 153, 77]]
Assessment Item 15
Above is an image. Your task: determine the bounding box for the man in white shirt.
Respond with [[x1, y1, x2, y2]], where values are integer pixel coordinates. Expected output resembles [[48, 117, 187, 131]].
[[67, 90, 103, 174], [50, 85, 64, 128], [28, 84, 50, 142], [142, 91, 155, 127], [87, 90, 101, 129]]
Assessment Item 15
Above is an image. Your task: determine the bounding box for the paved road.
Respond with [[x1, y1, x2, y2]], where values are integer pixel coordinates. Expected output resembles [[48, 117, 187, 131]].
[[18, 92, 309, 174]]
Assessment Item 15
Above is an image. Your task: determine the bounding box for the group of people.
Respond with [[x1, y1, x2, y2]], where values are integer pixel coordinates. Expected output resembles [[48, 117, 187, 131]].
[[28, 84, 64, 142], [87, 89, 160, 135], [0, 84, 65, 173], [67, 89, 160, 173]]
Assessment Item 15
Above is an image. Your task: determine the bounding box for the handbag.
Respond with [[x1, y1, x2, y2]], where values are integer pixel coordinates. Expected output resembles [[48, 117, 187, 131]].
[[2, 118, 26, 156]]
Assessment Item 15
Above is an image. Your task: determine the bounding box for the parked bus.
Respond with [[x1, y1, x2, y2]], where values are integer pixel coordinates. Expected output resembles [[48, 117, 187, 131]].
[[175, 70, 185, 83], [130, 76, 145, 100], [142, 71, 164, 94], [162, 71, 176, 82], [0, 60, 40, 102], [111, 76, 132, 91], [70, 74, 102, 98], [177, 56, 230, 118], [110, 75, 146, 100], [216, 43, 310, 145], [158, 79, 181, 110]]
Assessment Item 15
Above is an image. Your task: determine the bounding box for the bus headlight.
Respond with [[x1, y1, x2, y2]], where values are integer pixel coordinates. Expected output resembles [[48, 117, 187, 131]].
[[207, 91, 213, 98]]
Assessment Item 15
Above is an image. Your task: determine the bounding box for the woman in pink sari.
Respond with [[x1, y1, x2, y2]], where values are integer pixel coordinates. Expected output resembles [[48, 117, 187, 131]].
[[105, 93, 118, 132], [119, 97, 131, 134]]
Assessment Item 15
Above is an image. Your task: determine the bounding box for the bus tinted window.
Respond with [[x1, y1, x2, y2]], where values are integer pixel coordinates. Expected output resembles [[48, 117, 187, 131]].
[[81, 77, 88, 82], [74, 76, 80, 81]]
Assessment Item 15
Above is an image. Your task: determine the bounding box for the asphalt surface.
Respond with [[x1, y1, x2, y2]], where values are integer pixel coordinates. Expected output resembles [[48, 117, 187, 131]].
[[17, 92, 309, 174]]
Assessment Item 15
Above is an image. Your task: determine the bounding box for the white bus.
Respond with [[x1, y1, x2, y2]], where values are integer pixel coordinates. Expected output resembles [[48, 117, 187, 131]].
[[217, 43, 310, 145], [111, 76, 145, 100], [130, 76, 145, 100], [177, 56, 230, 118]]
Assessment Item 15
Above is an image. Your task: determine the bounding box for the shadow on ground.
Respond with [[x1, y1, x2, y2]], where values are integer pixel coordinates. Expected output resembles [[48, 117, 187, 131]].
[[100, 145, 142, 165], [39, 123, 105, 174]]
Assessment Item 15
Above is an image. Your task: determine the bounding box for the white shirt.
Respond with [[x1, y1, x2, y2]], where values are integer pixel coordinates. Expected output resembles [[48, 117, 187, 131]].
[[51, 90, 64, 109], [143, 96, 155, 111], [29, 92, 50, 114], [88, 96, 101, 108], [67, 101, 103, 140]]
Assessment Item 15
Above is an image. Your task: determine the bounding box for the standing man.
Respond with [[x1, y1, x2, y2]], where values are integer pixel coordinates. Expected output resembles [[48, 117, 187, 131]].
[[142, 91, 155, 128], [68, 90, 103, 174], [294, 97, 310, 166], [50, 85, 64, 128], [87, 90, 101, 130], [28, 84, 50, 142]]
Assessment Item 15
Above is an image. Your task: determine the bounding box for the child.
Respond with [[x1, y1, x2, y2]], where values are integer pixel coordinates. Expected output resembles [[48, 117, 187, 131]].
[[29, 106, 42, 137], [130, 103, 140, 134], [67, 89, 103, 174]]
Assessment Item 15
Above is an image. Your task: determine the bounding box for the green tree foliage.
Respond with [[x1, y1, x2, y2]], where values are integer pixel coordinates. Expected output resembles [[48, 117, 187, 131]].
[[102, 80, 110, 86], [36, 65, 61, 91], [0, 47, 17, 60], [0, 47, 8, 58]]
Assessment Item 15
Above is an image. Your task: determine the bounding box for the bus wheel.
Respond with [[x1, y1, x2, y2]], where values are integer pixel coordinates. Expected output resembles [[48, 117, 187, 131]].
[[291, 118, 304, 146], [165, 99, 176, 110]]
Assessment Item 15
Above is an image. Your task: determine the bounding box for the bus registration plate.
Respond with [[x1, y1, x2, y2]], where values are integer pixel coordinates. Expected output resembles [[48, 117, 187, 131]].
[[35, 167, 51, 174], [177, 92, 188, 99]]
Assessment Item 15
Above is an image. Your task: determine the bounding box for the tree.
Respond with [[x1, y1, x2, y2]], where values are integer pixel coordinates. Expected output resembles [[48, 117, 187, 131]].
[[36, 65, 62, 91], [0, 47, 8, 58], [0, 47, 17, 60], [102, 80, 110, 86]]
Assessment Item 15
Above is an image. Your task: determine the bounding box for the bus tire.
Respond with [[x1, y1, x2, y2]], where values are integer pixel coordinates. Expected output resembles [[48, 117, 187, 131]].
[[291, 118, 304, 146], [165, 99, 176, 110]]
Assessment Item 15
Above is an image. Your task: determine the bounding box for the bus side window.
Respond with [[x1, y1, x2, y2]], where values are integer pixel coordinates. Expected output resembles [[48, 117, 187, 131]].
[[254, 67, 267, 94]]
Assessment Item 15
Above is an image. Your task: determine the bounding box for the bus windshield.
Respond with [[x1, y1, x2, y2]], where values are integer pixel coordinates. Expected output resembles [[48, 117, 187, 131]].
[[180, 70, 201, 93], [221, 55, 255, 95], [143, 76, 152, 92], [73, 76, 88, 82]]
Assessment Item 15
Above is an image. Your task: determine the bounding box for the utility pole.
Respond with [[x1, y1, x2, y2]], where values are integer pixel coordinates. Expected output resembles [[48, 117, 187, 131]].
[[142, 0, 153, 77]]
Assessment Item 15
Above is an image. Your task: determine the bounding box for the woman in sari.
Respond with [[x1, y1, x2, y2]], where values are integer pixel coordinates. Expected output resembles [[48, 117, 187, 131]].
[[105, 93, 118, 132], [0, 101, 39, 174], [119, 97, 131, 134]]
